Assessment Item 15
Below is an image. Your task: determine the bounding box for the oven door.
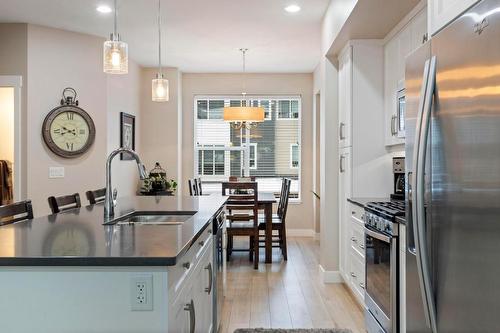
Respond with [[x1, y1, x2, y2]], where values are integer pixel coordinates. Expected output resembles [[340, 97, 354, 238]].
[[365, 226, 398, 333]]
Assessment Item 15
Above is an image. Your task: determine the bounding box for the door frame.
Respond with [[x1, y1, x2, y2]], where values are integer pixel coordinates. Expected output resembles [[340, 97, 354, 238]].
[[0, 75, 23, 201]]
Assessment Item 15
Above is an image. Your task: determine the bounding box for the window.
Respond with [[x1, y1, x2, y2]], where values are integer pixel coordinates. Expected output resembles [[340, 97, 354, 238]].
[[194, 96, 301, 200], [290, 144, 299, 169], [278, 100, 300, 119], [249, 143, 257, 169]]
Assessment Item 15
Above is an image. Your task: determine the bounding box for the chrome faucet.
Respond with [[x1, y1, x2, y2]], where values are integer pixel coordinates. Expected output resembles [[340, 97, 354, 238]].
[[104, 148, 148, 218]]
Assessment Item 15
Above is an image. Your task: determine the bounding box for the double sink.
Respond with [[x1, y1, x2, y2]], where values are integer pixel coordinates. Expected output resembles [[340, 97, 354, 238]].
[[104, 211, 196, 226]]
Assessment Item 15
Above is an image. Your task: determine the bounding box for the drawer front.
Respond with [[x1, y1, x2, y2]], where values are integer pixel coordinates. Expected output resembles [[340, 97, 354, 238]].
[[168, 224, 213, 294], [350, 203, 365, 224], [350, 250, 366, 303], [350, 220, 365, 257]]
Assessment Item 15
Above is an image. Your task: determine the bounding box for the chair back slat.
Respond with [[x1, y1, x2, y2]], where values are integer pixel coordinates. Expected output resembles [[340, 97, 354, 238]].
[[86, 188, 106, 205], [0, 200, 34, 225], [222, 181, 258, 226], [277, 178, 287, 217], [280, 179, 292, 223], [196, 178, 203, 195], [188, 179, 198, 196], [48, 193, 81, 214]]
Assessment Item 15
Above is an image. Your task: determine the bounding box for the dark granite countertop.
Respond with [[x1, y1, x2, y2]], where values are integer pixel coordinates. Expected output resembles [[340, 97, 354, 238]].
[[0, 195, 227, 266]]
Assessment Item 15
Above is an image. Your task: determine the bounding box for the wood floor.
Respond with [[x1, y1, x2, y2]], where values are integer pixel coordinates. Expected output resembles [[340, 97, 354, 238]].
[[220, 237, 366, 333]]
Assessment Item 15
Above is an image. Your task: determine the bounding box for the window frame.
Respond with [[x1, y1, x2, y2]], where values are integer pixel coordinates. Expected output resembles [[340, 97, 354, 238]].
[[193, 95, 302, 201], [290, 143, 300, 169]]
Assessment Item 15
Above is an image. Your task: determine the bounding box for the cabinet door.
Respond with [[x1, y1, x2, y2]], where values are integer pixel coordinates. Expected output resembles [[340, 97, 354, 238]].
[[384, 37, 399, 146], [429, 0, 478, 35], [169, 282, 193, 333], [338, 45, 352, 148], [191, 241, 214, 333], [338, 147, 352, 281], [411, 8, 428, 51]]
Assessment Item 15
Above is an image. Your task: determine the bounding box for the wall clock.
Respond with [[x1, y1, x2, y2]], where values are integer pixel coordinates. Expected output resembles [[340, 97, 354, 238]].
[[42, 87, 96, 158]]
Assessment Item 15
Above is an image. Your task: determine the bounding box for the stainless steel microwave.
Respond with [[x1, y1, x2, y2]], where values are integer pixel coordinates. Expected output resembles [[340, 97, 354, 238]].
[[396, 84, 405, 138]]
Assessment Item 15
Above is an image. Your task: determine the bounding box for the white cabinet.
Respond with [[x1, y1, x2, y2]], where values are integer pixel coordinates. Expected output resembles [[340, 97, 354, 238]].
[[338, 45, 352, 148], [168, 228, 214, 333], [384, 8, 427, 146], [339, 147, 352, 278], [429, 0, 479, 35]]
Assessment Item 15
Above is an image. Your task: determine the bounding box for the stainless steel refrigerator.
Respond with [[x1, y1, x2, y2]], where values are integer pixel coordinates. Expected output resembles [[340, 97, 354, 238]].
[[405, 0, 500, 332]]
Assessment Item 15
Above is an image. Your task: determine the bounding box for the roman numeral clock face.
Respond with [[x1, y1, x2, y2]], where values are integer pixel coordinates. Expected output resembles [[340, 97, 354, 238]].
[[43, 106, 96, 158]]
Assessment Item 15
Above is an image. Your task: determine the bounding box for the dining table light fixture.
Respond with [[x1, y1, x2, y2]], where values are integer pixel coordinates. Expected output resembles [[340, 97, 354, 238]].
[[223, 48, 264, 129], [103, 0, 128, 74], [151, 0, 169, 102]]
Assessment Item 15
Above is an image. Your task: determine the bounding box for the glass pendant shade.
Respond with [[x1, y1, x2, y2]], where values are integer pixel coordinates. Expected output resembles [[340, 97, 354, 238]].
[[152, 74, 169, 102], [103, 35, 128, 74]]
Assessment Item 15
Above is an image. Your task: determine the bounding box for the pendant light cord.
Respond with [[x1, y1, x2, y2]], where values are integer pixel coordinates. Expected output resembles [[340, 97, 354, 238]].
[[113, 0, 118, 37], [240, 48, 248, 103], [158, 0, 162, 75]]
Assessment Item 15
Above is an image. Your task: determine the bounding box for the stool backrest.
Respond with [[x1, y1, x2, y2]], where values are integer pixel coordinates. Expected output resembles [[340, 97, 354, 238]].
[[48, 193, 81, 214], [0, 200, 34, 226]]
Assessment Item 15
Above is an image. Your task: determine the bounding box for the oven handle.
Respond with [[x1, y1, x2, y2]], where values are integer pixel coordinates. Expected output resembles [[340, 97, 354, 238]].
[[364, 226, 391, 243]]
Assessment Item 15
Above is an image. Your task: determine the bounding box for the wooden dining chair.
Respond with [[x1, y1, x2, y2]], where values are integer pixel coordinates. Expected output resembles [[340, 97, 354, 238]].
[[85, 188, 106, 205], [222, 181, 260, 269], [48, 193, 81, 214], [188, 179, 198, 196], [0, 200, 34, 226], [258, 178, 291, 260], [195, 178, 203, 195]]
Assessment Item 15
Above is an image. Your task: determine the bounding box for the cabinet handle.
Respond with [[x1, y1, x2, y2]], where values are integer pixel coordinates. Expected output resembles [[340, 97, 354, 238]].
[[422, 33, 428, 44], [350, 272, 356, 278], [359, 282, 365, 289], [359, 244, 365, 249], [340, 155, 346, 173], [184, 300, 196, 333], [339, 122, 346, 140], [205, 263, 213, 294], [183, 262, 191, 270], [352, 211, 356, 215], [351, 236, 357, 243]]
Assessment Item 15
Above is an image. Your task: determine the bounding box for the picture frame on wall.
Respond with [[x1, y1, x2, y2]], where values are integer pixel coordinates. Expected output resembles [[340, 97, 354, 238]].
[[120, 112, 135, 160]]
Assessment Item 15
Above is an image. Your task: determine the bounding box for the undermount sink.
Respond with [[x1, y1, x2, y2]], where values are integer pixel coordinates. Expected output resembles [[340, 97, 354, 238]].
[[107, 211, 196, 226]]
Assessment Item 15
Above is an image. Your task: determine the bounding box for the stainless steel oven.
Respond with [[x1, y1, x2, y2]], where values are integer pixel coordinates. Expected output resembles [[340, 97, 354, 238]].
[[364, 202, 403, 333]]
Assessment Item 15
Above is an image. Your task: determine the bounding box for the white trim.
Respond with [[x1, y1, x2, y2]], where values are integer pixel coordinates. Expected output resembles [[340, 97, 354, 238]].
[[314, 232, 320, 241], [0, 75, 23, 201], [286, 228, 315, 237], [319, 265, 344, 284]]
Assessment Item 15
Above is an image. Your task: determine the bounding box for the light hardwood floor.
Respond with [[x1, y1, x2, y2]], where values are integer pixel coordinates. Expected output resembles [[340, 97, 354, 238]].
[[220, 237, 366, 333]]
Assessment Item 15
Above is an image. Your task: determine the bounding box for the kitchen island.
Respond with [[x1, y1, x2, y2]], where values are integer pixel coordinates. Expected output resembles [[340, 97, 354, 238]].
[[0, 194, 227, 333]]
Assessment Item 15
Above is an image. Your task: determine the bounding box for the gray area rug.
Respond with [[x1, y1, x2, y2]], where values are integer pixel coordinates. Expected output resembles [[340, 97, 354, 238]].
[[234, 329, 352, 333]]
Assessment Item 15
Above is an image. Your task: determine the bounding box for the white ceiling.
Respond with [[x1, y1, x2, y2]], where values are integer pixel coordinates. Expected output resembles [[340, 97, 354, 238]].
[[0, 0, 330, 73]]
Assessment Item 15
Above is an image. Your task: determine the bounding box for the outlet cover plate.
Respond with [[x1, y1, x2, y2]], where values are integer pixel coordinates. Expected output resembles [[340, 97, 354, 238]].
[[49, 167, 65, 179], [130, 274, 153, 311]]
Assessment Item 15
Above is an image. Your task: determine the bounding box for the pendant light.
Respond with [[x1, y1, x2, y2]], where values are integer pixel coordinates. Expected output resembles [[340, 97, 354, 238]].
[[152, 0, 169, 102], [223, 49, 264, 129], [103, 0, 128, 74]]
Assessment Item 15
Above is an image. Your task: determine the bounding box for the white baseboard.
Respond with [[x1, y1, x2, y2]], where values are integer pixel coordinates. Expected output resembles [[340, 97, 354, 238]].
[[314, 232, 320, 241], [286, 229, 315, 237], [319, 264, 343, 284]]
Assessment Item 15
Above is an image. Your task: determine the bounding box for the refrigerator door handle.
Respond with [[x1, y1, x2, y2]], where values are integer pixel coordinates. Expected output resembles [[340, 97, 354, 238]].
[[412, 56, 438, 333]]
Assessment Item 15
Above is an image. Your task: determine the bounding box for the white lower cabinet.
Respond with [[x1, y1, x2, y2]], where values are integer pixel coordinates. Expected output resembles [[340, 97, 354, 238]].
[[341, 202, 366, 306], [169, 230, 214, 333]]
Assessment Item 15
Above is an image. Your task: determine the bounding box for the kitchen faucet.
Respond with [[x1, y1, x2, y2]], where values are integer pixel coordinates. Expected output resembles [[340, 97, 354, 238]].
[[104, 148, 148, 218]]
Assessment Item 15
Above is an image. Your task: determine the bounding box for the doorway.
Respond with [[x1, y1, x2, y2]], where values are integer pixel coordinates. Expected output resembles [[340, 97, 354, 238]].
[[0, 76, 22, 203]]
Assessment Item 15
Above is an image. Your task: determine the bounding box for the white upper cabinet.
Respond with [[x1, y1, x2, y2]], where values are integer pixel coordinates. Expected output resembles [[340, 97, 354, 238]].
[[338, 45, 352, 148], [384, 8, 427, 146], [429, 0, 479, 35]]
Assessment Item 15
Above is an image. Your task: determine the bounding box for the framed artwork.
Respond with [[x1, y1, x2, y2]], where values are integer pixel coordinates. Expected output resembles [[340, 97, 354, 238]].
[[120, 112, 135, 160]]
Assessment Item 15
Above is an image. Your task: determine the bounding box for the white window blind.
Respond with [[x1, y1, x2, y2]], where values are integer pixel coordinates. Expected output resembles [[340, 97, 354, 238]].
[[194, 95, 301, 200]]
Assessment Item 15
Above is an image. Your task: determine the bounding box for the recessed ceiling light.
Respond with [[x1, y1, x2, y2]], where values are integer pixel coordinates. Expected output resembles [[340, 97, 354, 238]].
[[284, 4, 301, 13], [96, 5, 112, 13]]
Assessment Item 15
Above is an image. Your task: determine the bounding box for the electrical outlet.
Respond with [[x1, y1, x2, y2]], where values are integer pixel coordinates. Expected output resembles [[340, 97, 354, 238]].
[[130, 274, 153, 311], [48, 167, 65, 179]]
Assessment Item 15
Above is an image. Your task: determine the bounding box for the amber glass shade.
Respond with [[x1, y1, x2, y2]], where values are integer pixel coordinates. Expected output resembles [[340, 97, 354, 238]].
[[223, 106, 265, 123]]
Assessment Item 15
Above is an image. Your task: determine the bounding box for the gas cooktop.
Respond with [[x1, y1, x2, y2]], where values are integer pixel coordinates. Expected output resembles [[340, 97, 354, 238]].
[[365, 201, 405, 221]]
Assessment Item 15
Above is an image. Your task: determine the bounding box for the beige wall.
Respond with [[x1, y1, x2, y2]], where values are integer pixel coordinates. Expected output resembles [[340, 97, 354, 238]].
[[182, 73, 314, 231], [0, 88, 14, 163], [0, 23, 28, 198], [139, 67, 181, 183]]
